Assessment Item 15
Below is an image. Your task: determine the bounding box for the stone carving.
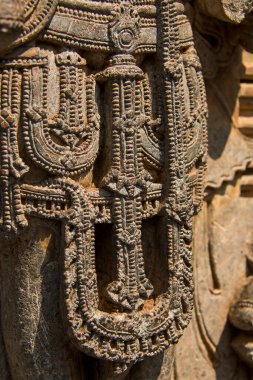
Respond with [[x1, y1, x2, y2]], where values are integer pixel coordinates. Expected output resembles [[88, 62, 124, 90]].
[[196, 0, 253, 23], [229, 276, 253, 370], [0, 0, 57, 55], [228, 51, 253, 371], [173, 10, 253, 380], [0, 0, 251, 379], [0, 1, 208, 376]]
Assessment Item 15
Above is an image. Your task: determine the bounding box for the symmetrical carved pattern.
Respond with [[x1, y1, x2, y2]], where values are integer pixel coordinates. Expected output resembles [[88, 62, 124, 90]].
[[22, 49, 100, 175], [0, 0, 209, 374]]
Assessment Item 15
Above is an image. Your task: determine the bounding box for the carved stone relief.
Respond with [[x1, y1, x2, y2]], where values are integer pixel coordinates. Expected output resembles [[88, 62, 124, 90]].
[[173, 18, 253, 380], [0, 1, 252, 380], [0, 1, 208, 378]]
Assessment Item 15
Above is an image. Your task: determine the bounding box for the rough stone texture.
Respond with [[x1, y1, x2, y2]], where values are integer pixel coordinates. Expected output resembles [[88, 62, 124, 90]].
[[196, 0, 253, 23], [0, 1, 252, 380], [173, 25, 253, 380]]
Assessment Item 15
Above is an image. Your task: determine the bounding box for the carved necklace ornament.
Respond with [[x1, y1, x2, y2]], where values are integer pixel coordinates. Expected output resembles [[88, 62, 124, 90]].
[[0, 0, 207, 371], [23, 49, 100, 175]]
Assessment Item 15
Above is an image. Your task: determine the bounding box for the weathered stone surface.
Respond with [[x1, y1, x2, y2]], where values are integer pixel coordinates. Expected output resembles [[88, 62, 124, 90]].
[[0, 1, 252, 379], [196, 0, 253, 23], [173, 14, 253, 380]]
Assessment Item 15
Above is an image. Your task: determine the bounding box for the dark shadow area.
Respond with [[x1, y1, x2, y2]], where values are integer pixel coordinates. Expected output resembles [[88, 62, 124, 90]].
[[142, 215, 168, 298], [95, 223, 117, 311]]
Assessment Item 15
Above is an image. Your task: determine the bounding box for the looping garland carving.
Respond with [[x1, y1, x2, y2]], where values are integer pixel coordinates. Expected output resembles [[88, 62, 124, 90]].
[[22, 49, 100, 176], [0, 0, 207, 371]]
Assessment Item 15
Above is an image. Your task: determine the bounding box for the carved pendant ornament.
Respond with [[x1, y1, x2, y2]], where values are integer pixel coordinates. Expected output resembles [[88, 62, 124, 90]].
[[0, 0, 207, 370]]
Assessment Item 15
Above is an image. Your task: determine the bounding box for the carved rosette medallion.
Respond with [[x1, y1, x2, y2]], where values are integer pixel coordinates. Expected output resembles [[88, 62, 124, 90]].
[[109, 3, 140, 53], [0, 0, 207, 371]]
